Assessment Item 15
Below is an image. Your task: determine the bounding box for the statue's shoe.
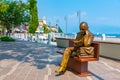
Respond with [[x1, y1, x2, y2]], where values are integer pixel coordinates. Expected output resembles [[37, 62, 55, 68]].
[[55, 67, 66, 73]]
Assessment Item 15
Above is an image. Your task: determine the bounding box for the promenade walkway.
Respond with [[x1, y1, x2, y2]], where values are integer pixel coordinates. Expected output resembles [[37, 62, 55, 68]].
[[0, 40, 120, 80]]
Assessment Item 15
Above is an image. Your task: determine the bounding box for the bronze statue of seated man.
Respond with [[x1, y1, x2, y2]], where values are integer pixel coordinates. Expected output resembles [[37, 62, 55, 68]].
[[55, 22, 94, 74]]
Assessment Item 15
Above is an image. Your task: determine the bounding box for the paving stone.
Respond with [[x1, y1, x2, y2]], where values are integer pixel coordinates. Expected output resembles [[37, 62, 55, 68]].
[[0, 41, 120, 80]]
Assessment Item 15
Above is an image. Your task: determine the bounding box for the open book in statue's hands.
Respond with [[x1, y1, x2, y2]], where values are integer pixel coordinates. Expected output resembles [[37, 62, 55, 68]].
[[73, 40, 81, 43], [73, 40, 83, 47]]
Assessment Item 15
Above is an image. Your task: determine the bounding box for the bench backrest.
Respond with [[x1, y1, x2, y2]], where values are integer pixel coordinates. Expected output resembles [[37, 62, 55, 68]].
[[69, 40, 100, 60], [91, 42, 100, 60]]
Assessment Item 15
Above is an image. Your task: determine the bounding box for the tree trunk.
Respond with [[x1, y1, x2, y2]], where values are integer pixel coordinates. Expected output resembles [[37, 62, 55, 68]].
[[6, 29, 12, 37]]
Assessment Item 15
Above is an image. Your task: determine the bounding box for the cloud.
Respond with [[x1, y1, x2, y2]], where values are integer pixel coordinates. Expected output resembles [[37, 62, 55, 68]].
[[89, 16, 109, 25], [68, 12, 77, 19], [46, 16, 62, 24], [68, 11, 87, 19], [89, 16, 120, 27], [80, 11, 87, 18], [97, 17, 108, 21]]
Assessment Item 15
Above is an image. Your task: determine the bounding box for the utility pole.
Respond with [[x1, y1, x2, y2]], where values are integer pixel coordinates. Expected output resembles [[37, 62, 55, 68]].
[[64, 16, 68, 34]]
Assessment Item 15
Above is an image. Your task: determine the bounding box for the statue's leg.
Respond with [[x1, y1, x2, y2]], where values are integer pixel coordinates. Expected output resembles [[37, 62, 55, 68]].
[[55, 47, 74, 73]]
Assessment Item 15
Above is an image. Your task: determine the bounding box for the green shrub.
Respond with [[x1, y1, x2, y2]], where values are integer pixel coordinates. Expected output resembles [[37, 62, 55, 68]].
[[0, 36, 15, 41]]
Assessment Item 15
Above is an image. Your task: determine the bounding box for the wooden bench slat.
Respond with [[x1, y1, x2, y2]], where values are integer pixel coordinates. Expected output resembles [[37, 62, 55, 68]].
[[73, 57, 97, 62]]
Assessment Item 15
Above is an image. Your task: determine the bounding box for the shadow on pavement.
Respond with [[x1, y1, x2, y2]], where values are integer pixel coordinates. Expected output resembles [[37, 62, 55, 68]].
[[0, 41, 62, 69], [89, 71, 104, 80]]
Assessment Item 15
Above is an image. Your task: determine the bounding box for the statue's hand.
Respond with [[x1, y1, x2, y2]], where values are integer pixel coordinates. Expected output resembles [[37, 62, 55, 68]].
[[73, 40, 82, 43]]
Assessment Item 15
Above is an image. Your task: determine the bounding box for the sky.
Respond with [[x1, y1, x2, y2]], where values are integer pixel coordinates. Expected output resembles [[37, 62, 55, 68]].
[[25, 0, 120, 34]]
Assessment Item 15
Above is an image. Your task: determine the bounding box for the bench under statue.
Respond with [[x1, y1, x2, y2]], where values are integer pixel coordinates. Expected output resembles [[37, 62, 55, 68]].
[[57, 42, 99, 77]]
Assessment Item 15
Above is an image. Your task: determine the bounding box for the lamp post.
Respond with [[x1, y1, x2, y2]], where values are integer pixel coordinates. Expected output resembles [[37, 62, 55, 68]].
[[56, 19, 59, 33], [77, 10, 81, 25], [64, 16, 68, 34], [47, 21, 51, 45], [48, 21, 51, 27]]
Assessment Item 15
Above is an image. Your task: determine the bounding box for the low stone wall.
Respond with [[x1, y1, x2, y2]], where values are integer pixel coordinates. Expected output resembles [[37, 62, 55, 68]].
[[56, 38, 120, 60], [95, 41, 120, 60], [56, 38, 74, 48]]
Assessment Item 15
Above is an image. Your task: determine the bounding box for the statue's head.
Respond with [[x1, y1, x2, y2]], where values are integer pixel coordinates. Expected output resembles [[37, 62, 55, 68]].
[[79, 22, 88, 34]]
